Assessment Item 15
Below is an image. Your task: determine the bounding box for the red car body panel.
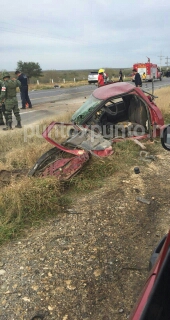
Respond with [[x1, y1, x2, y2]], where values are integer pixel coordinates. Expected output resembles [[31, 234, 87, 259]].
[[92, 147, 113, 157], [93, 82, 135, 100], [42, 122, 87, 156], [129, 230, 170, 319], [41, 152, 90, 180], [42, 121, 113, 158]]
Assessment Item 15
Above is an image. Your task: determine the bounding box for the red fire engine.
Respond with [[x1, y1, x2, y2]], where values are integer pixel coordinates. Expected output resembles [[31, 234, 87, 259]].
[[132, 58, 162, 82]]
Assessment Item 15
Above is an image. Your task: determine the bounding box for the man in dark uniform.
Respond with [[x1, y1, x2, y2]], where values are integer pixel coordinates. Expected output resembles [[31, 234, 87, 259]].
[[15, 70, 32, 109], [119, 69, 123, 82], [0, 72, 22, 130], [133, 68, 142, 87]]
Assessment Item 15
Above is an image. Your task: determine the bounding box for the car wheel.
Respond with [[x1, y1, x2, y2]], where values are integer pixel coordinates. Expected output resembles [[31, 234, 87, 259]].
[[28, 147, 61, 177]]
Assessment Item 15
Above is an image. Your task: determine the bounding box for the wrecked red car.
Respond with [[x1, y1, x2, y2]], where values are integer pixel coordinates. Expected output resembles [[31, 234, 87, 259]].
[[28, 82, 164, 180]]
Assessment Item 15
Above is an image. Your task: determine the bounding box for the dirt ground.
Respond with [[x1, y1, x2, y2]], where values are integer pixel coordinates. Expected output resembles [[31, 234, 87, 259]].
[[0, 142, 170, 320]]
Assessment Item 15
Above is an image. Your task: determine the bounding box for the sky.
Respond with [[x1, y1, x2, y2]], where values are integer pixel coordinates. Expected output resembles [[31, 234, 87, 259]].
[[0, 0, 170, 71]]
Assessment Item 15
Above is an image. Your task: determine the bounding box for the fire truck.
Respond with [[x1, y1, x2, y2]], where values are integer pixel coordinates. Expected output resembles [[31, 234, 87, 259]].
[[132, 58, 162, 81]]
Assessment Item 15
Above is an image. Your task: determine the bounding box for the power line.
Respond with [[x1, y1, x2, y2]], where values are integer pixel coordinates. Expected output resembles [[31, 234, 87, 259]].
[[165, 56, 170, 69], [158, 53, 164, 71]]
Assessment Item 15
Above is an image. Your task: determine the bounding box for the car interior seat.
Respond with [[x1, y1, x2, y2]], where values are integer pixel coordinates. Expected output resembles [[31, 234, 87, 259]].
[[128, 96, 148, 128]]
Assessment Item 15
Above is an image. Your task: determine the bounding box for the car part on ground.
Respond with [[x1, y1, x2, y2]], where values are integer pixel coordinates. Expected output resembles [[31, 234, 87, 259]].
[[28, 123, 113, 180], [134, 167, 140, 174], [136, 196, 151, 205]]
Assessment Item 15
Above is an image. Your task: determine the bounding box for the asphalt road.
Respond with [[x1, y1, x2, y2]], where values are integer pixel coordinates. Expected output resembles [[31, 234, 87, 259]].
[[17, 78, 170, 107], [9, 77, 170, 128], [17, 85, 95, 107]]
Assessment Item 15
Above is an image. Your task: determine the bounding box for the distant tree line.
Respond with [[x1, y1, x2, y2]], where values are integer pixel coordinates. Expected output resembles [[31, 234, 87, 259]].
[[14, 61, 134, 83], [6, 60, 167, 83], [19, 68, 133, 84]]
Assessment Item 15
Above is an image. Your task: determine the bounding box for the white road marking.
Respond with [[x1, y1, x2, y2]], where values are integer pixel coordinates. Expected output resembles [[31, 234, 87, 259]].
[[20, 109, 37, 114]]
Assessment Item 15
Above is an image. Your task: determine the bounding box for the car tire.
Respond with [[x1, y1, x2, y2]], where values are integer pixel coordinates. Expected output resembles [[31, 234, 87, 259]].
[[28, 147, 61, 177]]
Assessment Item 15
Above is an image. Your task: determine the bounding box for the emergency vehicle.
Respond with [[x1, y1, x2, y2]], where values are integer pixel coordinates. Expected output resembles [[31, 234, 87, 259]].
[[132, 59, 162, 81]]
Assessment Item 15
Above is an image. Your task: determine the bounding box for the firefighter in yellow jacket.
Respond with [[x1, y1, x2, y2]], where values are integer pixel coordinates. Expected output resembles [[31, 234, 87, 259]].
[[142, 72, 146, 81], [0, 72, 22, 130]]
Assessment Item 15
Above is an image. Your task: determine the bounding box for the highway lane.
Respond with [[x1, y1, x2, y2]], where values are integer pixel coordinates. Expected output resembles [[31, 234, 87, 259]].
[[17, 85, 96, 107], [16, 78, 170, 107], [140, 77, 170, 92]]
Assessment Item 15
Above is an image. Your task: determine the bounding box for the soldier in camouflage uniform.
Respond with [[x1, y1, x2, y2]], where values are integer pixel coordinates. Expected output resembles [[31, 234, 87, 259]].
[[0, 79, 7, 125], [0, 72, 22, 130]]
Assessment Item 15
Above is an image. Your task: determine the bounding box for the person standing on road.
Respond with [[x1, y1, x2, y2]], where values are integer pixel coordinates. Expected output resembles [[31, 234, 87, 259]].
[[98, 69, 105, 87], [15, 70, 32, 109], [142, 72, 146, 81], [0, 72, 22, 130], [103, 71, 108, 84], [133, 69, 142, 87], [119, 69, 123, 82]]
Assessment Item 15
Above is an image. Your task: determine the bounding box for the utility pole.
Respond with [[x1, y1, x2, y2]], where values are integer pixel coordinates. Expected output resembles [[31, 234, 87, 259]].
[[165, 56, 170, 69], [158, 53, 164, 71]]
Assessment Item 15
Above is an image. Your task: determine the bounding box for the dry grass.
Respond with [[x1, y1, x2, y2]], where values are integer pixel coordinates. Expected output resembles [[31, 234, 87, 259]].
[[154, 86, 170, 123], [0, 130, 50, 171], [68, 140, 141, 192], [0, 112, 76, 243], [28, 78, 132, 91], [154, 86, 170, 111], [0, 176, 62, 244], [28, 80, 88, 91], [0, 111, 73, 170], [0, 85, 170, 244]]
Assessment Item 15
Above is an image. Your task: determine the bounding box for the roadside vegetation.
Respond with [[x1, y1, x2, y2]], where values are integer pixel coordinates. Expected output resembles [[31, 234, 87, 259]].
[[154, 86, 170, 123], [1, 68, 132, 89], [0, 86, 170, 244], [27, 68, 132, 84]]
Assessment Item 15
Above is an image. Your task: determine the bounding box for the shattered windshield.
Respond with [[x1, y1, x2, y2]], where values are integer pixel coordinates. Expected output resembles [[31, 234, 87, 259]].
[[71, 94, 103, 124]]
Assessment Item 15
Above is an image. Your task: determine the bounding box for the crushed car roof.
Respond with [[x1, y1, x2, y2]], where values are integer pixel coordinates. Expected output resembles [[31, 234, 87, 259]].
[[93, 82, 135, 100]]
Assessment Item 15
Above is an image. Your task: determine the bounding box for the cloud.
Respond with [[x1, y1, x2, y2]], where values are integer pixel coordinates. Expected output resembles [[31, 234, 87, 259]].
[[0, 0, 170, 70]]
